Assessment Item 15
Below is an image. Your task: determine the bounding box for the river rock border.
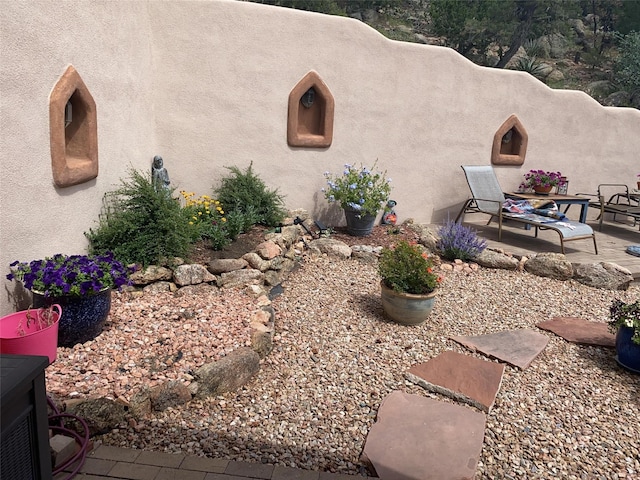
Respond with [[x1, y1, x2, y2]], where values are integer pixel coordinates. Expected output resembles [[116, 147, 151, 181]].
[[61, 216, 635, 434]]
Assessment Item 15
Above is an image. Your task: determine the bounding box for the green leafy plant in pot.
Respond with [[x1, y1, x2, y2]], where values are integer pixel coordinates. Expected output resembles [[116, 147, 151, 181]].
[[7, 252, 133, 347], [377, 240, 442, 325], [322, 162, 391, 236]]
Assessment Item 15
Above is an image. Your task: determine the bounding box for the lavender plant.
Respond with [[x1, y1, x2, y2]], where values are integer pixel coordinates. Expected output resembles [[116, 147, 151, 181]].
[[437, 220, 487, 261], [7, 252, 132, 297]]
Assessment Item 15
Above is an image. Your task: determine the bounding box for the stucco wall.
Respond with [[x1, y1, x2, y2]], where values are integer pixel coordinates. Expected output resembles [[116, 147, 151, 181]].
[[1, 0, 639, 315]]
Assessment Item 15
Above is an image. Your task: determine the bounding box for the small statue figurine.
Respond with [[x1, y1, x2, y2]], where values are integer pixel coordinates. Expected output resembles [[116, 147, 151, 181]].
[[381, 200, 397, 225], [151, 155, 170, 191]]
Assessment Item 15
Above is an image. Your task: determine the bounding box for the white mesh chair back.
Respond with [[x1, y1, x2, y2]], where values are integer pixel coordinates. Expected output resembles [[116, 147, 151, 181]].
[[461, 165, 506, 215]]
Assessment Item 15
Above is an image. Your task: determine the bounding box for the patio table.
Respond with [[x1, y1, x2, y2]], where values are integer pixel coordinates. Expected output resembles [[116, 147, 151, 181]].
[[506, 192, 591, 224]]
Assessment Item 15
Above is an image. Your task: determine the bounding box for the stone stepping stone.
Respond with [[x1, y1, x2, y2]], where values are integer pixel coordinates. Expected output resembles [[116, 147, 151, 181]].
[[450, 329, 548, 369], [362, 390, 485, 480], [536, 316, 615, 347], [405, 350, 504, 413]]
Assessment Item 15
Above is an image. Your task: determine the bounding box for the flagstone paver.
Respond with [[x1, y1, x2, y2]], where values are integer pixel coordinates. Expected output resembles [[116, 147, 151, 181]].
[[362, 390, 485, 480], [450, 328, 549, 369], [405, 350, 505, 412], [536, 316, 616, 347]]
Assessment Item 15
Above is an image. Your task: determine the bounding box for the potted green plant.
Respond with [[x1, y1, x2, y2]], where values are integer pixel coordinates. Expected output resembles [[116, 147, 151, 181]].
[[378, 240, 442, 325], [6, 252, 133, 347], [322, 162, 392, 236], [608, 299, 640, 373], [520, 169, 565, 194]]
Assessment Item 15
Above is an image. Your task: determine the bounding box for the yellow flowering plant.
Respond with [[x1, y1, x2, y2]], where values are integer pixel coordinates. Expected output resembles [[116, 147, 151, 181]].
[[180, 191, 230, 249]]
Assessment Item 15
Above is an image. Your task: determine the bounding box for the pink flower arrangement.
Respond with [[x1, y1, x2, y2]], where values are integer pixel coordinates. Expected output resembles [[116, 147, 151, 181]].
[[521, 169, 565, 189]]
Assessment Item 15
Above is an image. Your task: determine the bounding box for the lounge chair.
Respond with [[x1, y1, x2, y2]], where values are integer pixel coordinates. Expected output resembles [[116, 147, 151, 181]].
[[577, 184, 640, 232], [456, 165, 598, 254]]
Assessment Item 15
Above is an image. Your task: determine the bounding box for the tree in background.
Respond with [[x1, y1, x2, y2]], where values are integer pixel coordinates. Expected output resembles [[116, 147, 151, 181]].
[[615, 30, 640, 98], [428, 0, 580, 67]]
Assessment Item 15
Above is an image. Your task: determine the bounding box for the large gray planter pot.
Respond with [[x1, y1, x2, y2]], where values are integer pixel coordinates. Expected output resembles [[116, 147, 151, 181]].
[[343, 207, 376, 236], [380, 281, 436, 326]]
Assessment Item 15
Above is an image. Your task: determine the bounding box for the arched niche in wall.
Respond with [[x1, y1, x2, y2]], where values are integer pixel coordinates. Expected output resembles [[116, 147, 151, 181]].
[[491, 114, 528, 166], [49, 65, 98, 187], [287, 71, 334, 148]]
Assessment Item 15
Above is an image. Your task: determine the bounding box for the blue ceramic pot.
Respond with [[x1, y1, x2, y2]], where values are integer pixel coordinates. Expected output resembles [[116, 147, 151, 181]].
[[32, 289, 112, 347], [615, 326, 640, 373], [344, 207, 376, 236]]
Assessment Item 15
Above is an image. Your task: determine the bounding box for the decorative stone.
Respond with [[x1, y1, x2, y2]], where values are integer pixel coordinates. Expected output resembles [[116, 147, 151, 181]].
[[473, 249, 519, 270], [142, 281, 176, 294], [207, 258, 248, 274], [175, 283, 218, 296], [450, 329, 549, 369], [64, 397, 130, 436], [405, 350, 505, 413], [255, 241, 282, 260], [524, 253, 573, 280], [194, 347, 260, 398], [362, 391, 485, 480], [173, 264, 216, 286], [130, 265, 173, 285], [242, 252, 271, 271], [309, 238, 352, 259], [536, 317, 616, 347], [573, 262, 634, 290], [218, 269, 264, 288], [148, 380, 192, 411]]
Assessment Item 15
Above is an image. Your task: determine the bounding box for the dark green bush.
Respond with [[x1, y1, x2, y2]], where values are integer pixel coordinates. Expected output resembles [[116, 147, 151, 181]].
[[85, 168, 193, 266], [214, 163, 286, 228]]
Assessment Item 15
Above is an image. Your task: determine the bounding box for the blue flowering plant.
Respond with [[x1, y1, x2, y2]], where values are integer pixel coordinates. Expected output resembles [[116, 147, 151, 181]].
[[7, 252, 133, 298], [322, 162, 392, 217]]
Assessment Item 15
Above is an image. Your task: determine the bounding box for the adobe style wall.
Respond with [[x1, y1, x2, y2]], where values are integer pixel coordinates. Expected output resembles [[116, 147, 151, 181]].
[[1, 0, 639, 315]]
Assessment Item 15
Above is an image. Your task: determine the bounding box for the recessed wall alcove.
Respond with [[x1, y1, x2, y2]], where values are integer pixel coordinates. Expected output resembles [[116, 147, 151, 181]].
[[287, 71, 334, 148], [491, 114, 528, 166], [49, 65, 98, 187]]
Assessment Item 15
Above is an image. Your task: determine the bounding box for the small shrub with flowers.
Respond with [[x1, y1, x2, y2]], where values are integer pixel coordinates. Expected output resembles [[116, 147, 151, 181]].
[[520, 169, 565, 190], [180, 191, 231, 250], [609, 299, 640, 345], [437, 219, 487, 261], [7, 252, 133, 298], [378, 240, 442, 295], [323, 162, 392, 217]]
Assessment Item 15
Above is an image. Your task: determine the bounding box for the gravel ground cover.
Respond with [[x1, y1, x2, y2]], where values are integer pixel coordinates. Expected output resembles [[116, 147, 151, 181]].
[[46, 242, 640, 479]]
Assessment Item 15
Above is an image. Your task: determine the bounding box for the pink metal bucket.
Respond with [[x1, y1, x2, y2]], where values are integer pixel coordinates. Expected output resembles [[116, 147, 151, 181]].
[[0, 305, 62, 364]]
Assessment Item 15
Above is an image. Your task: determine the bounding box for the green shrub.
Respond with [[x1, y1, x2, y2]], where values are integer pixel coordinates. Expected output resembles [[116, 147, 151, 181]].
[[85, 168, 193, 266], [214, 163, 286, 228]]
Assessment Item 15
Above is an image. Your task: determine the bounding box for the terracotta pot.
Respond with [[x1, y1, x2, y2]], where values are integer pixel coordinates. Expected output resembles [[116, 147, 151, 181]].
[[533, 184, 553, 195], [380, 281, 436, 325]]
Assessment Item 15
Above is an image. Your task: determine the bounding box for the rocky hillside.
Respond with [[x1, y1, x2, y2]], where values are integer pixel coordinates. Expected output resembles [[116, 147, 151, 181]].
[[348, 1, 637, 108]]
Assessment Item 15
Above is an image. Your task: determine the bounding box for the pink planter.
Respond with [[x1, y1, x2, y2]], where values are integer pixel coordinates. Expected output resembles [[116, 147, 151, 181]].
[[0, 305, 61, 364]]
